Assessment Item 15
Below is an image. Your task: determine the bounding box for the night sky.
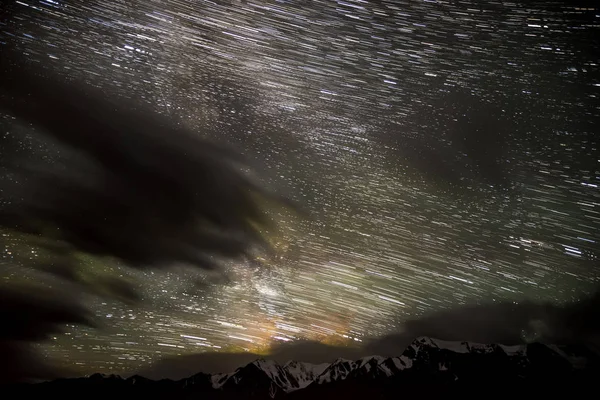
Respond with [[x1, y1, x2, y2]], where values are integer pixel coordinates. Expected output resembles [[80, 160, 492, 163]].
[[1, 0, 599, 378]]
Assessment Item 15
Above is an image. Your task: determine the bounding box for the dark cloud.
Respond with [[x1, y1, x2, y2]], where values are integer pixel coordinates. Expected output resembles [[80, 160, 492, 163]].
[[0, 284, 94, 383], [0, 285, 92, 342], [366, 291, 600, 357], [138, 292, 600, 380], [0, 56, 278, 270], [364, 303, 543, 357], [0, 48, 290, 381]]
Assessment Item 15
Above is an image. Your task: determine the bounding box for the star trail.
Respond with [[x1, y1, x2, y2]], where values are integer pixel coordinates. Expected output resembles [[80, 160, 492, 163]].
[[1, 0, 599, 377]]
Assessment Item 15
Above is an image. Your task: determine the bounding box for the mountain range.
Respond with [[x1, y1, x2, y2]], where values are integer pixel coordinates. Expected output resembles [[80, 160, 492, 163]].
[[10, 337, 599, 399]]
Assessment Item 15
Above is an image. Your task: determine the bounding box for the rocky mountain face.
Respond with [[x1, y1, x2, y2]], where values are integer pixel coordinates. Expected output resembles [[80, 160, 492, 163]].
[[10, 337, 599, 399]]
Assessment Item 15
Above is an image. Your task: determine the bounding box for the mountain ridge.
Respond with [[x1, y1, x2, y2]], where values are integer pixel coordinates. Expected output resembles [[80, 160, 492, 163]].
[[9, 336, 600, 399]]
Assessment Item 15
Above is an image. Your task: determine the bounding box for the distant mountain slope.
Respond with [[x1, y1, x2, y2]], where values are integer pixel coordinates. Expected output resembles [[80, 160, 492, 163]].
[[10, 337, 599, 399]]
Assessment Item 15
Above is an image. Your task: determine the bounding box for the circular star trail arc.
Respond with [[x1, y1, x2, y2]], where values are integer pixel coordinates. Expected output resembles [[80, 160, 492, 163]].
[[1, 0, 599, 375]]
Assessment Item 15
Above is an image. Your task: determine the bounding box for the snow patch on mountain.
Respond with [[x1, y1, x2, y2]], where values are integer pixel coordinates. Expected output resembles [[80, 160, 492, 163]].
[[499, 343, 526, 355], [391, 355, 412, 370], [315, 358, 358, 384], [430, 338, 471, 353], [358, 355, 385, 368], [211, 372, 229, 389], [414, 336, 526, 356], [284, 361, 328, 390], [547, 345, 589, 369], [252, 359, 284, 382]]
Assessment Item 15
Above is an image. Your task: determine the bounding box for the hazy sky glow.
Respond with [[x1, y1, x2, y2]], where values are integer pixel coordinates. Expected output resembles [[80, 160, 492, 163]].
[[0, 0, 599, 378]]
